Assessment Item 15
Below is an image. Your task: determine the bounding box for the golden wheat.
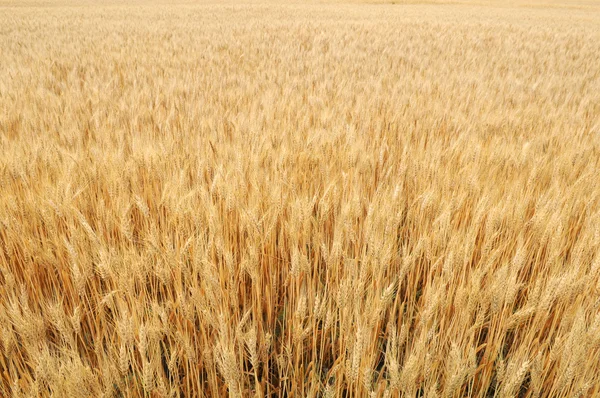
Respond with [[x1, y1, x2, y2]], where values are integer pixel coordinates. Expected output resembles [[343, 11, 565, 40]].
[[1, 0, 600, 396]]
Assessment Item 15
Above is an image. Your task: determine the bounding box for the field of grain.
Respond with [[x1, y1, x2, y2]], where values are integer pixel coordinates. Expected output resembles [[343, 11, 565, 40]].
[[1, 1, 600, 397]]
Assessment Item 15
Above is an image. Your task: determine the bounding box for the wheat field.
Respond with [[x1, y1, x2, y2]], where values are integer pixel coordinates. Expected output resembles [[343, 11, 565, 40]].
[[1, 0, 600, 397]]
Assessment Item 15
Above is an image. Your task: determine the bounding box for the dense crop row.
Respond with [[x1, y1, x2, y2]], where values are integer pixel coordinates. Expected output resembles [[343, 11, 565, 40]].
[[1, 1, 600, 396]]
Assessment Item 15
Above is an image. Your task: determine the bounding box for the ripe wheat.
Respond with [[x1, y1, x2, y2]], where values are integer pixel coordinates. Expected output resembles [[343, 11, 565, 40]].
[[1, 0, 600, 396]]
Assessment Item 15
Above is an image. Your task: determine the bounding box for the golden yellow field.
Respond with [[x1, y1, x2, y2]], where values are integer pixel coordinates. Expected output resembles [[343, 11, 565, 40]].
[[1, 0, 600, 397]]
